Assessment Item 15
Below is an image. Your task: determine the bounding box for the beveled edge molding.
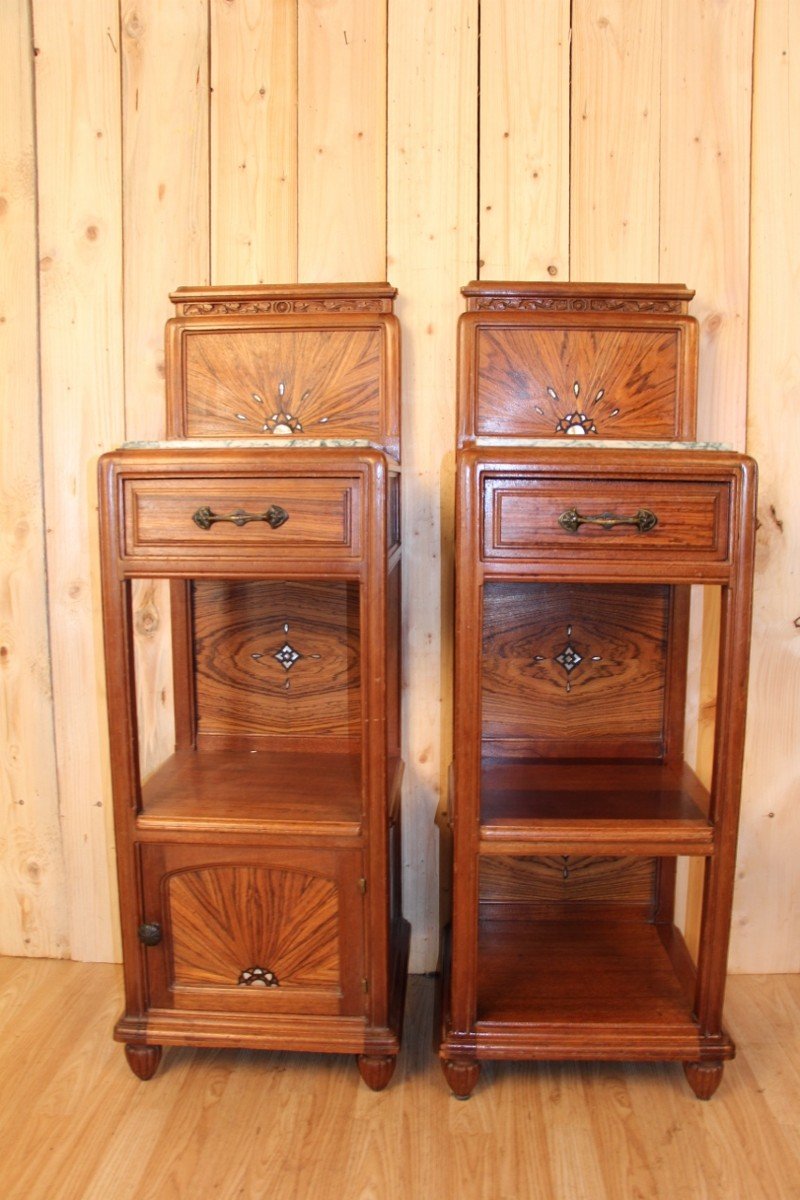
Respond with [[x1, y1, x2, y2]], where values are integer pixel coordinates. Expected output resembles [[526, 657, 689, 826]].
[[461, 281, 694, 314], [170, 282, 397, 316]]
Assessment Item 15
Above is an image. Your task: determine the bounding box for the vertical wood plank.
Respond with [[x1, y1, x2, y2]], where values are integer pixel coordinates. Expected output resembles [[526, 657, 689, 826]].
[[211, 0, 297, 283], [660, 0, 753, 448], [659, 0, 755, 951], [298, 0, 387, 282], [571, 0, 661, 282], [736, 0, 800, 973], [33, 0, 125, 962], [388, 0, 478, 972], [121, 1, 210, 781], [479, 0, 570, 281], [0, 0, 68, 958]]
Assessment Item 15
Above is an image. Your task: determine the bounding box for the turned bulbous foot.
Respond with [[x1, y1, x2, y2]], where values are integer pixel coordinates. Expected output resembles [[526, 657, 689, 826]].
[[441, 1057, 481, 1099], [683, 1059, 724, 1099], [356, 1053, 396, 1091], [124, 1043, 162, 1080]]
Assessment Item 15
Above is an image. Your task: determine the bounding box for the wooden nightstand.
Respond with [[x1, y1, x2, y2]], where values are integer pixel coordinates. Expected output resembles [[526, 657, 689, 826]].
[[99, 284, 409, 1089], [438, 282, 756, 1099]]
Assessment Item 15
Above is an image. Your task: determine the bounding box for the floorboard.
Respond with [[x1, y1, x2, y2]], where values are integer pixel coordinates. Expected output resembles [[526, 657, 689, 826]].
[[0, 960, 797, 1200]]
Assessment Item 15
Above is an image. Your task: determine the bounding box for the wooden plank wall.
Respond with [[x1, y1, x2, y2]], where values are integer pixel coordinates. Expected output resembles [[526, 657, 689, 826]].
[[1, 0, 796, 974]]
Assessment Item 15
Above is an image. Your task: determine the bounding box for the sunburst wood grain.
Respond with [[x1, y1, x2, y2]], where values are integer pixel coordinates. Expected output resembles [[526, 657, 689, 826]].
[[211, 0, 297, 284], [177, 324, 386, 439], [474, 322, 694, 439], [482, 583, 669, 755], [388, 0, 478, 973], [571, 0, 661, 282], [121, 1, 209, 786], [0, 0, 67, 958], [298, 0, 386, 282], [737, 0, 800, 974], [192, 580, 361, 741], [33, 0, 124, 962], [479, 0, 570, 281], [166, 865, 340, 989]]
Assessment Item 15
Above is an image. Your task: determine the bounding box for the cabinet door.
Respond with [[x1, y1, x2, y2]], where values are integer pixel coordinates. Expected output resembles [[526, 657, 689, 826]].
[[139, 845, 365, 1017]]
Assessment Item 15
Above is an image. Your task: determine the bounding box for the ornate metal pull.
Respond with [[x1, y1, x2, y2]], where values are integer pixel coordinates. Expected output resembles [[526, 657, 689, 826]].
[[192, 504, 289, 531], [137, 922, 162, 947], [558, 507, 658, 534]]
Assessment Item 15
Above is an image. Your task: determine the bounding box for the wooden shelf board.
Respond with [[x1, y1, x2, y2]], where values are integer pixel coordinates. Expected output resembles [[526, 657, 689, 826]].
[[476, 918, 705, 1047], [479, 759, 713, 855], [138, 749, 363, 836]]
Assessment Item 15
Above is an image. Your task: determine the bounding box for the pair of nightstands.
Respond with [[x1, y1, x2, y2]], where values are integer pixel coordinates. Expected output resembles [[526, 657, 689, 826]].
[[99, 281, 755, 1098]]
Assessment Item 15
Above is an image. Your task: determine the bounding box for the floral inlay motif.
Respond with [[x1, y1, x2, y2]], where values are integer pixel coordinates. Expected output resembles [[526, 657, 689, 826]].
[[251, 622, 321, 690], [533, 381, 621, 436], [235, 381, 309, 435]]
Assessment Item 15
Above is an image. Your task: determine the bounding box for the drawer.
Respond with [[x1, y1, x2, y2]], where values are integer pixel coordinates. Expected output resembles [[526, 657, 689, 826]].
[[483, 476, 731, 563], [123, 474, 359, 559]]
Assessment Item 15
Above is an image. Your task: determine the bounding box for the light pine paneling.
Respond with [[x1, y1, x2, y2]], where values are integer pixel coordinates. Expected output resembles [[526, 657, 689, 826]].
[[659, 0, 755, 948], [33, 0, 125, 961], [1, 0, 797, 975], [571, 0, 662, 281], [298, 0, 387, 282], [738, 0, 800, 973], [122, 0, 210, 782], [660, 0, 754, 448], [211, 0, 297, 283], [0, 0, 67, 958], [388, 0, 478, 972], [479, 0, 570, 281]]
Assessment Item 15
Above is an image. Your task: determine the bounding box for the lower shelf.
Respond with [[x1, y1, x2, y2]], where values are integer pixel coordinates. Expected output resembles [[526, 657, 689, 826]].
[[469, 918, 733, 1062]]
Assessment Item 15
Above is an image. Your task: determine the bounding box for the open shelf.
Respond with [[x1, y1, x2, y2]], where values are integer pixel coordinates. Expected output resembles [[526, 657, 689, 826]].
[[474, 917, 724, 1061], [138, 749, 363, 837], [479, 759, 713, 856]]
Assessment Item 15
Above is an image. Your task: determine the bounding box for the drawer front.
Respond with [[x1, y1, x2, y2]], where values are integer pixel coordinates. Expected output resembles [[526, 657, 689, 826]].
[[123, 475, 359, 559], [484, 477, 730, 562], [139, 845, 365, 1017]]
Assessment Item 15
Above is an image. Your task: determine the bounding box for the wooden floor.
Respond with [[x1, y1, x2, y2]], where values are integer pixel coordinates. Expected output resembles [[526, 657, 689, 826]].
[[0, 959, 798, 1200]]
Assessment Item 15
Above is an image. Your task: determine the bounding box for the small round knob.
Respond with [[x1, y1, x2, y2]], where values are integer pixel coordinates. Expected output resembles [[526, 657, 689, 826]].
[[137, 922, 162, 947]]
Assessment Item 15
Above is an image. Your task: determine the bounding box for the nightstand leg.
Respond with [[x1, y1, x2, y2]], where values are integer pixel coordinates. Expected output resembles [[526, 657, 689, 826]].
[[356, 1054, 396, 1091], [124, 1043, 163, 1080], [441, 1057, 481, 1099], [683, 1060, 724, 1099]]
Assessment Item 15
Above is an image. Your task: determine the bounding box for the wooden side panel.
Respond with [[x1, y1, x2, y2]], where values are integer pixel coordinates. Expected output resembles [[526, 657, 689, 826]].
[[33, 0, 125, 961], [482, 583, 669, 758], [736, 0, 800, 973], [192, 580, 361, 743], [479, 0, 570, 280], [121, 0, 210, 781], [480, 856, 657, 919], [177, 324, 386, 439], [211, 0, 297, 283], [388, 0, 478, 972], [298, 0, 386, 282], [0, 1, 67, 958], [571, 0, 661, 282], [472, 321, 695, 440]]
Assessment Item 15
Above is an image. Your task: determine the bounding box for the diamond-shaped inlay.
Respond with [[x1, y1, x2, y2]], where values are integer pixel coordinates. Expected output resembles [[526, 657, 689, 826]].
[[274, 643, 300, 670], [555, 644, 583, 673], [533, 623, 603, 693]]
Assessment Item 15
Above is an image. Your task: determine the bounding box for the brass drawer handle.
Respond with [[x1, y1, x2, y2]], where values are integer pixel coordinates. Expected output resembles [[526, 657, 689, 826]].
[[192, 504, 289, 531], [558, 507, 658, 534]]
